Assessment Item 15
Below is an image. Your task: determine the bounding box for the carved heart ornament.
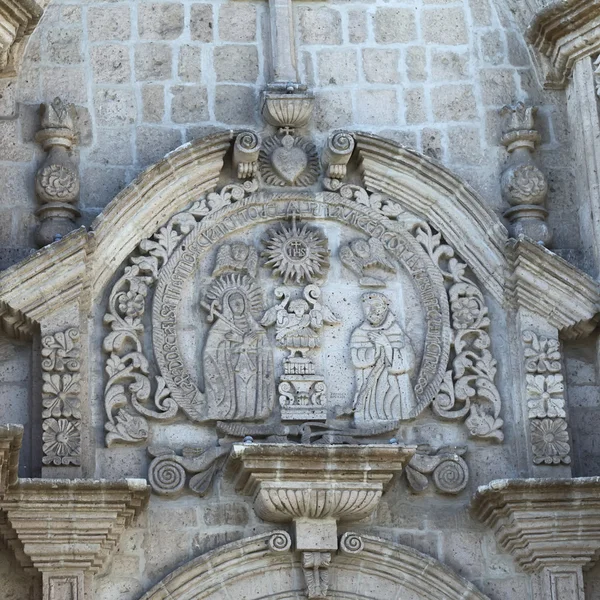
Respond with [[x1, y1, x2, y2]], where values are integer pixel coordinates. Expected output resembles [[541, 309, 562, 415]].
[[271, 136, 308, 184]]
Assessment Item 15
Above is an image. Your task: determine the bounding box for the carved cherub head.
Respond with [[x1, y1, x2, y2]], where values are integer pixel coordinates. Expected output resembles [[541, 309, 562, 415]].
[[288, 299, 309, 318], [361, 292, 390, 327]]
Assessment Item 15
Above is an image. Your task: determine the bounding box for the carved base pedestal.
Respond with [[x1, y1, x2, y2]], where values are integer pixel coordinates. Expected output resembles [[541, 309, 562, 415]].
[[279, 373, 327, 421]]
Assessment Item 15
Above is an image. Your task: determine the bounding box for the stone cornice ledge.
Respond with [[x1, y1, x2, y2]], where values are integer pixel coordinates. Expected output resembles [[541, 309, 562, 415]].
[[526, 0, 600, 88], [0, 0, 46, 77], [0, 478, 150, 572], [506, 237, 600, 338], [471, 477, 600, 572]]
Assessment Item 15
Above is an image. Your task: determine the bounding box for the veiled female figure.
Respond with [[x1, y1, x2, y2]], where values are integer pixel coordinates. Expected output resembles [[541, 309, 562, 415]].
[[351, 292, 416, 424], [204, 285, 275, 420]]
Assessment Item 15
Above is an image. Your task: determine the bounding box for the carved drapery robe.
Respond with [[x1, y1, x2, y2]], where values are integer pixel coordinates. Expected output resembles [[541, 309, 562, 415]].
[[351, 312, 416, 423], [203, 292, 275, 420]]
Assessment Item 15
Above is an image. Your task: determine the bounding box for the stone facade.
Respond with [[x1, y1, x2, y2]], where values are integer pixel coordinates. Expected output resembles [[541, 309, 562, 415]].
[[1, 0, 600, 599]]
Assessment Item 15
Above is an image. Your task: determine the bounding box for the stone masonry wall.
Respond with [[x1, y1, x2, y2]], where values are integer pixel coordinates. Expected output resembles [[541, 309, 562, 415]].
[[0, 0, 581, 269]]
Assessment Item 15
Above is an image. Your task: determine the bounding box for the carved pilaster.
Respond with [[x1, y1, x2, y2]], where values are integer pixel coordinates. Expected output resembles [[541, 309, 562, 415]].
[[500, 103, 550, 246], [40, 328, 81, 468], [35, 98, 80, 247]]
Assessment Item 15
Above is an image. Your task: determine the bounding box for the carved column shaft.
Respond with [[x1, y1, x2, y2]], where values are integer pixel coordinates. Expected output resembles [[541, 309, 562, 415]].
[[566, 55, 600, 275], [35, 98, 80, 248]]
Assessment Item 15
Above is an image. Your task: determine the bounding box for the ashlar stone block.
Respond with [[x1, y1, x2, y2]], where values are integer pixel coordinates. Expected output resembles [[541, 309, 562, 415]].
[[138, 3, 184, 41], [190, 4, 214, 42], [431, 84, 477, 121], [422, 7, 468, 46], [142, 84, 165, 123], [214, 85, 256, 125], [218, 3, 256, 42], [317, 49, 358, 86], [374, 8, 417, 44], [178, 45, 202, 82], [135, 43, 172, 81], [88, 6, 131, 42], [213, 45, 259, 82], [348, 9, 367, 44], [406, 46, 426, 83], [431, 49, 469, 81], [94, 88, 137, 126], [171, 85, 209, 123], [356, 89, 398, 126], [363, 48, 400, 84], [314, 91, 353, 130], [91, 45, 130, 85], [298, 7, 342, 45]]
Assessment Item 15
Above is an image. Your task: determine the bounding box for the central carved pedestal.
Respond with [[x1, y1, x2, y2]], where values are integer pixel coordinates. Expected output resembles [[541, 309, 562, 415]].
[[229, 443, 415, 598]]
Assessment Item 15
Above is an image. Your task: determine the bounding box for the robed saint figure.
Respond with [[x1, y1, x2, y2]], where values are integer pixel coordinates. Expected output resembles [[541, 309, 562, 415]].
[[351, 292, 416, 424], [203, 278, 275, 421]]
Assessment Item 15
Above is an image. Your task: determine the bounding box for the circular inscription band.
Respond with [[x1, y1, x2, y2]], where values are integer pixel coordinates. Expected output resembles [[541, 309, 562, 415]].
[[152, 191, 452, 422]]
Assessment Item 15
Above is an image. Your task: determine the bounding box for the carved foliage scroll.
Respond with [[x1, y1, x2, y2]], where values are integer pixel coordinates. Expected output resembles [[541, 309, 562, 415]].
[[414, 223, 503, 441], [41, 328, 81, 465], [523, 331, 571, 465], [102, 181, 258, 445]]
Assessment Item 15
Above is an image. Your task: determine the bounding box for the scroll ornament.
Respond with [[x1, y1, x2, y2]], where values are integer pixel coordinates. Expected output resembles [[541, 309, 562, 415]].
[[102, 179, 258, 446], [41, 328, 81, 465], [413, 223, 503, 441]]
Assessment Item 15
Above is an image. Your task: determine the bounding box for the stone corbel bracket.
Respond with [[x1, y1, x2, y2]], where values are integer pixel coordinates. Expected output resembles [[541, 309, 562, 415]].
[[472, 477, 600, 599], [526, 0, 600, 89], [229, 442, 415, 599], [506, 237, 600, 339]]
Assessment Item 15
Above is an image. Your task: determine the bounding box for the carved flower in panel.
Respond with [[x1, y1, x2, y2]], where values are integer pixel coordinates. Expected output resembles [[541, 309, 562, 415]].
[[526, 374, 565, 418], [118, 280, 148, 317], [451, 297, 481, 330], [523, 332, 561, 373], [42, 418, 81, 465], [42, 373, 81, 419], [530, 418, 571, 465], [262, 220, 329, 284], [41, 328, 80, 372]]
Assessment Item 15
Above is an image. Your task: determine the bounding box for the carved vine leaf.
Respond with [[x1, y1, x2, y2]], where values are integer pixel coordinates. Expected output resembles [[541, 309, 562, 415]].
[[103, 183, 259, 446], [415, 222, 503, 442]]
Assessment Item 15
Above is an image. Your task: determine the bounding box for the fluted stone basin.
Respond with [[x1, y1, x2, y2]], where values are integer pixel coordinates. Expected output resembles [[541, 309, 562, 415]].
[[228, 443, 416, 550]]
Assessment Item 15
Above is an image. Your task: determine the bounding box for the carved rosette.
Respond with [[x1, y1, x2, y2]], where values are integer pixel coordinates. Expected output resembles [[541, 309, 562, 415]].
[[41, 328, 81, 466], [522, 331, 571, 465], [34, 98, 81, 247]]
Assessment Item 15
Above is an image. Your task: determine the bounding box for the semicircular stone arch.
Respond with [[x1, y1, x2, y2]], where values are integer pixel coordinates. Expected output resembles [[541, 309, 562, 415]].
[[138, 532, 490, 600]]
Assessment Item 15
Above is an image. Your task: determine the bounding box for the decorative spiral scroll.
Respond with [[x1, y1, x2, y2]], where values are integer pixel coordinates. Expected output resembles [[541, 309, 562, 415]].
[[148, 456, 186, 496], [339, 532, 364, 555], [236, 131, 261, 152], [329, 131, 354, 154], [432, 457, 469, 494], [268, 531, 292, 553]]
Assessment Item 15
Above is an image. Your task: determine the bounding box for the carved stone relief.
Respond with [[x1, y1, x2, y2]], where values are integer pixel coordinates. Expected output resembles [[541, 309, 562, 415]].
[[100, 132, 507, 504], [41, 328, 81, 466], [522, 331, 571, 465]]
